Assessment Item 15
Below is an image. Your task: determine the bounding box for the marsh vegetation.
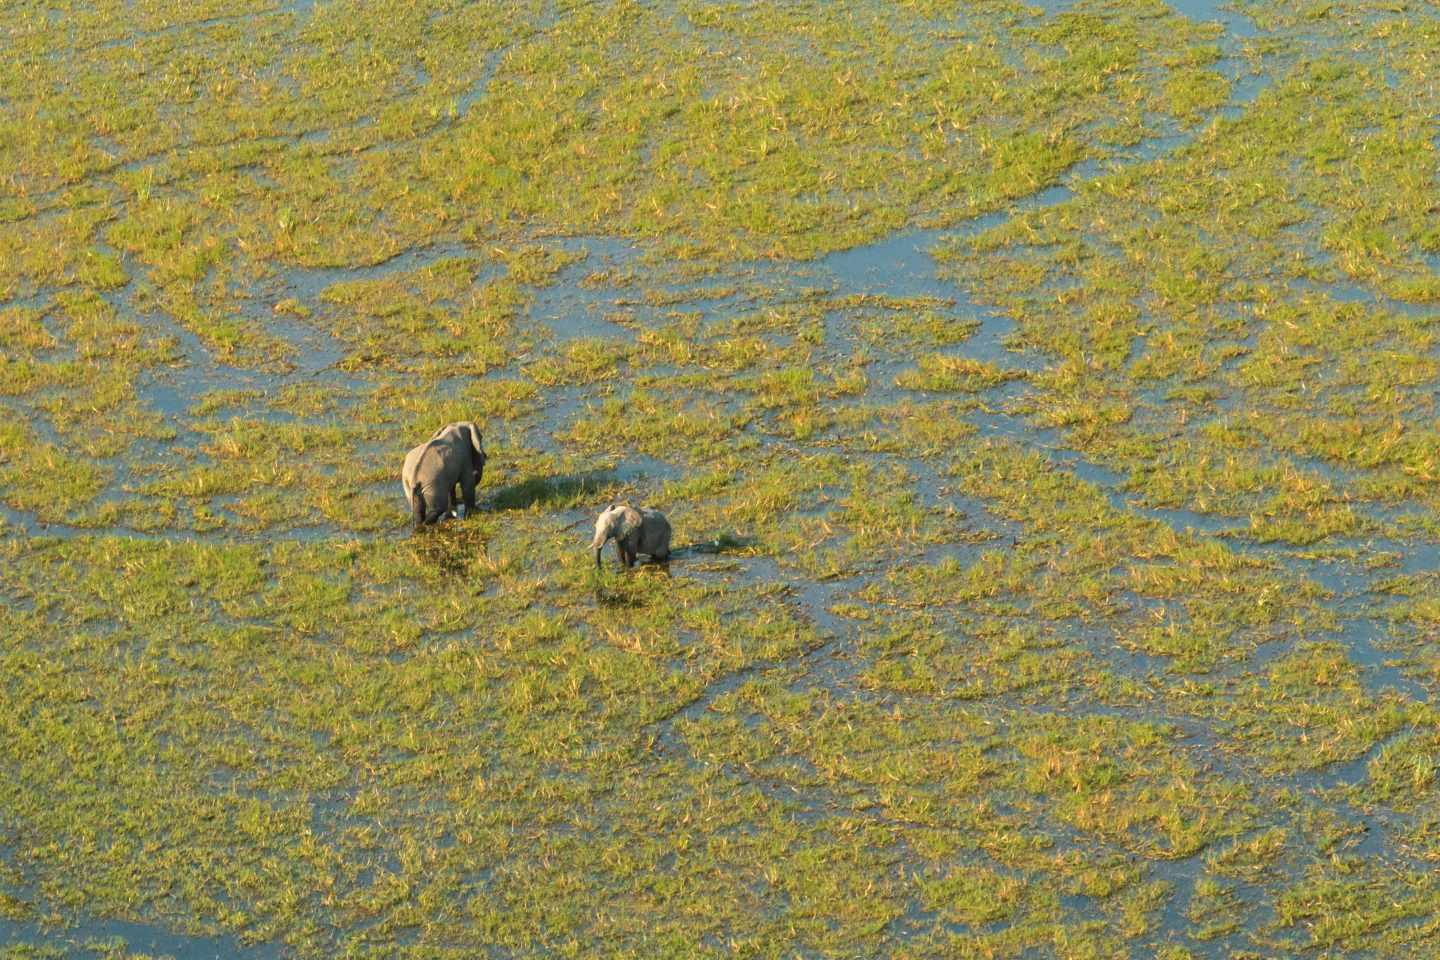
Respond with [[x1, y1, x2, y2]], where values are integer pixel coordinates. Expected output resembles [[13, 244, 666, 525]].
[[2, 0, 1439, 956]]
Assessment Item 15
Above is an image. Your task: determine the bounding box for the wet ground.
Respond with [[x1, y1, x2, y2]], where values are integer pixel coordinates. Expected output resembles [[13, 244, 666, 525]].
[[2, 0, 1439, 957]]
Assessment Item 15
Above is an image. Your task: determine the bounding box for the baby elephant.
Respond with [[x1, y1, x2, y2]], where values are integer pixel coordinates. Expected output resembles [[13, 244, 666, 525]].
[[591, 503, 671, 569], [402, 421, 487, 527]]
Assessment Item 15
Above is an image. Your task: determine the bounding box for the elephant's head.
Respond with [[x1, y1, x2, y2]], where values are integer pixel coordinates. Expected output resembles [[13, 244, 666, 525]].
[[446, 420, 486, 487], [591, 503, 642, 568]]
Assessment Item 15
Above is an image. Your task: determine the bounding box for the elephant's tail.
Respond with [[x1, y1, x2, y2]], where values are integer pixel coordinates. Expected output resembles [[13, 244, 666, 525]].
[[411, 483, 426, 526]]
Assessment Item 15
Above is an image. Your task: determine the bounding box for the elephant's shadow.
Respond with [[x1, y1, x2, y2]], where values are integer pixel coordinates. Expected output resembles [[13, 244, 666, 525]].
[[488, 471, 619, 512], [669, 532, 753, 558]]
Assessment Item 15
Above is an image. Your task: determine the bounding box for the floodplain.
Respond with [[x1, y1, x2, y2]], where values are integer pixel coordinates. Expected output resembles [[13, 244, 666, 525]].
[[1, 0, 1439, 956]]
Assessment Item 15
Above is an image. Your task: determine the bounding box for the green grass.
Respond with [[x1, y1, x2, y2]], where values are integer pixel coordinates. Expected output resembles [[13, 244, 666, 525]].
[[2, 0, 1440, 956]]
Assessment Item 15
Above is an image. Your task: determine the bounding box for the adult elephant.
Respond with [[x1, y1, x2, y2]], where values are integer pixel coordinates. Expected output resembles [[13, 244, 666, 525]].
[[401, 421, 487, 527]]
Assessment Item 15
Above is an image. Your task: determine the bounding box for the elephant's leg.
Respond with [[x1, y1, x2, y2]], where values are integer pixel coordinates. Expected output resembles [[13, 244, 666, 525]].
[[412, 486, 427, 528], [424, 492, 450, 525], [459, 471, 478, 518]]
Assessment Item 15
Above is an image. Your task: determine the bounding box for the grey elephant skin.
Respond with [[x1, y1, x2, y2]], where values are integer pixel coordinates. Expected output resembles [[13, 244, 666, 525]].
[[591, 504, 671, 568], [401, 421, 487, 526]]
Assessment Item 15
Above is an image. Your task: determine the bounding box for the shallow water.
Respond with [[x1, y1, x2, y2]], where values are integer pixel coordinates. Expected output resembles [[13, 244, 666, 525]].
[[0, 911, 284, 960], [4, 0, 1439, 955], [1165, 0, 1260, 36]]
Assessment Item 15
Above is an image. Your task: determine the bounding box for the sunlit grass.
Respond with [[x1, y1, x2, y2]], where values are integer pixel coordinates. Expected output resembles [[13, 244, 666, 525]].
[[1, 0, 1439, 956]]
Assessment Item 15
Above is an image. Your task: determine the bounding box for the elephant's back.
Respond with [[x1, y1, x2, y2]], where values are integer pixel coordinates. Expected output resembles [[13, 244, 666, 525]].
[[401, 441, 450, 496], [407, 440, 462, 481], [430, 422, 463, 444]]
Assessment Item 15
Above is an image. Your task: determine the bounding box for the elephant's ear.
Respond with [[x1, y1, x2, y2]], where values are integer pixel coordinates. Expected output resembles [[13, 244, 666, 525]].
[[617, 505, 643, 540]]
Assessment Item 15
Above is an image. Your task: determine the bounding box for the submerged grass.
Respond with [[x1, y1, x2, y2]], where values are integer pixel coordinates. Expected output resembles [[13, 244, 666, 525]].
[[1, 0, 1438, 956]]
